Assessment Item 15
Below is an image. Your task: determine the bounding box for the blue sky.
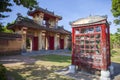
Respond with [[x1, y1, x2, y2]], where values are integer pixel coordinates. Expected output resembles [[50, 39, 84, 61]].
[[2, 0, 119, 33]]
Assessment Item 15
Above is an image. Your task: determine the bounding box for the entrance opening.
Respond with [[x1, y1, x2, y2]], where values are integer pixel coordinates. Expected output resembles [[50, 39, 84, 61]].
[[49, 36, 54, 50], [26, 38, 32, 51], [60, 39, 64, 49], [32, 37, 38, 50]]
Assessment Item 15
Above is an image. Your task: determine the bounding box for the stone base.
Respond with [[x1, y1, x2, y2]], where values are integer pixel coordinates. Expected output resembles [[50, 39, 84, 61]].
[[69, 65, 76, 73], [100, 70, 111, 80]]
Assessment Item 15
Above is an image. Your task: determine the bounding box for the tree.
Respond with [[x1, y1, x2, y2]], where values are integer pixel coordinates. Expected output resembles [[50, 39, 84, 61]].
[[110, 28, 120, 49], [111, 0, 120, 25], [0, 0, 12, 19], [2, 22, 14, 33], [0, 0, 38, 31]]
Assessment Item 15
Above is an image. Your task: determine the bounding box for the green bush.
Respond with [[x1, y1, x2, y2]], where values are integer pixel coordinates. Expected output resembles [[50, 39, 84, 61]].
[[0, 64, 7, 80]]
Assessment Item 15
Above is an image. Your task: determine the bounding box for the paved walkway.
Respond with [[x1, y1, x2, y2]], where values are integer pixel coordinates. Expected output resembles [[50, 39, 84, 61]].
[[22, 49, 71, 56], [55, 68, 99, 80]]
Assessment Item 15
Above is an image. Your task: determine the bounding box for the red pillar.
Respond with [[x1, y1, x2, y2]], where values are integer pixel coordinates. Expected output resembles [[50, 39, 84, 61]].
[[72, 27, 75, 65], [101, 24, 107, 70], [108, 26, 111, 66]]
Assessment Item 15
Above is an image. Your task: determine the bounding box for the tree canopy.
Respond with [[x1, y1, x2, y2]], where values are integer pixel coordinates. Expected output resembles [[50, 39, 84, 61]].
[[112, 0, 120, 25], [110, 28, 120, 49], [0, 0, 37, 20], [0, 0, 38, 32]]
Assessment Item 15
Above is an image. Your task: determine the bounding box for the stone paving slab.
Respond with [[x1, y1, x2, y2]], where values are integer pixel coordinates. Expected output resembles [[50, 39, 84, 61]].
[[55, 68, 99, 80]]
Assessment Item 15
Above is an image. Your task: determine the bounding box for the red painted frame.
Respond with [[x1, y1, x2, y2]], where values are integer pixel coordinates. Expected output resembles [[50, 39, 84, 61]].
[[72, 23, 110, 70]]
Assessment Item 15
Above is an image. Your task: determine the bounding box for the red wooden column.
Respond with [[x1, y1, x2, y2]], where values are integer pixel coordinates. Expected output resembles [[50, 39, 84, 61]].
[[107, 26, 111, 66], [60, 38, 64, 49], [101, 24, 107, 70], [49, 36, 54, 50], [72, 27, 75, 65], [32, 37, 38, 50]]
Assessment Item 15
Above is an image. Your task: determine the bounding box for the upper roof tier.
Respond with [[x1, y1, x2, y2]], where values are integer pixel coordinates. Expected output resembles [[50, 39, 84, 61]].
[[70, 15, 109, 27], [8, 15, 70, 35], [28, 7, 62, 20]]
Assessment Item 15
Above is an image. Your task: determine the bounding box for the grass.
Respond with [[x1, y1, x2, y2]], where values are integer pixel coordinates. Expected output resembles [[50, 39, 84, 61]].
[[111, 49, 120, 63], [32, 54, 71, 66], [4, 49, 120, 80], [5, 54, 74, 80]]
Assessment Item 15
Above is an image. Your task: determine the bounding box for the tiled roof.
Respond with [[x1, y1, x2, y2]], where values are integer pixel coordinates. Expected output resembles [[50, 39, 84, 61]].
[[70, 15, 108, 27], [28, 7, 62, 20], [8, 16, 71, 35]]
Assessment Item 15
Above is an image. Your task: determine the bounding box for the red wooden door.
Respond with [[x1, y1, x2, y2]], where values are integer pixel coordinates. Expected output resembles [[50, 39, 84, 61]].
[[32, 37, 38, 50], [49, 36, 54, 50], [60, 39, 64, 49]]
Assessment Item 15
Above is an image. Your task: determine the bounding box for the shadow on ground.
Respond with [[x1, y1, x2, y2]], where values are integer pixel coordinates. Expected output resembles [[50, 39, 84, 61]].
[[6, 63, 73, 80], [112, 62, 120, 80], [0, 54, 73, 80], [0, 55, 36, 65]]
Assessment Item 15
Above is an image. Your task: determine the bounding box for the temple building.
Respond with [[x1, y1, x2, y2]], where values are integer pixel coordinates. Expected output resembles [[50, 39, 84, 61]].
[[8, 7, 71, 51]]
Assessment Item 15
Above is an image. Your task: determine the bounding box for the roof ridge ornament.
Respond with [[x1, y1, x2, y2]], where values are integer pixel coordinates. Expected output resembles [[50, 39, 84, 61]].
[[17, 13, 22, 17], [16, 13, 24, 22]]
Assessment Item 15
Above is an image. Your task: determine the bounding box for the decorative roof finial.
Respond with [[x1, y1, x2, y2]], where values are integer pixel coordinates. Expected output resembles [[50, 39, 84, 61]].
[[17, 13, 22, 17]]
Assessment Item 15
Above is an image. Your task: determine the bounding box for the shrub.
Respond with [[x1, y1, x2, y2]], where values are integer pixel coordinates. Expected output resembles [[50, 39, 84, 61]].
[[0, 64, 7, 80]]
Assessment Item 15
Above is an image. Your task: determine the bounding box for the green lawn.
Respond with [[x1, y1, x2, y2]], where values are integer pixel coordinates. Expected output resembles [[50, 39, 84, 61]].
[[5, 49, 120, 80], [6, 54, 74, 80], [111, 49, 120, 63]]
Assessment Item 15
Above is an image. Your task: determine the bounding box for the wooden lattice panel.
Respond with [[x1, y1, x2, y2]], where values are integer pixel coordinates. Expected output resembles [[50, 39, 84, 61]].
[[73, 26, 103, 69]]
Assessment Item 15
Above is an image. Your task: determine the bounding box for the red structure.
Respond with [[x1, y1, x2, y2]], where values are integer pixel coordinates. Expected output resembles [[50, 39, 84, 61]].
[[70, 16, 111, 71]]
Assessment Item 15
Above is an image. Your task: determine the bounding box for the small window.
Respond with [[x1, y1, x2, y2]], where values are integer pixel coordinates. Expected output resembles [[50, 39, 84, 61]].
[[80, 45, 84, 48], [81, 28, 86, 33], [75, 29, 79, 34], [85, 40, 89, 44], [90, 45, 94, 49], [95, 26, 101, 32], [80, 50, 84, 54], [90, 35, 94, 39], [86, 50, 89, 53], [95, 34, 100, 39], [85, 35, 89, 39], [88, 27, 94, 33], [96, 45, 100, 49], [96, 50, 100, 54], [86, 45, 89, 49], [75, 36, 79, 40], [80, 36, 84, 40], [90, 40, 95, 45], [80, 40, 84, 45], [96, 40, 100, 44]]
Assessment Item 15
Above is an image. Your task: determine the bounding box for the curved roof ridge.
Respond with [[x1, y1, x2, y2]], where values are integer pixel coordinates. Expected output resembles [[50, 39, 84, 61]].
[[71, 15, 107, 26]]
